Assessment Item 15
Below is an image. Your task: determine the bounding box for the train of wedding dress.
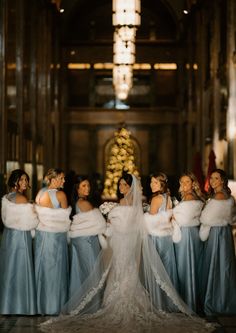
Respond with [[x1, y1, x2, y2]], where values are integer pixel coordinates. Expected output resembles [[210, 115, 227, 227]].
[[40, 175, 214, 333]]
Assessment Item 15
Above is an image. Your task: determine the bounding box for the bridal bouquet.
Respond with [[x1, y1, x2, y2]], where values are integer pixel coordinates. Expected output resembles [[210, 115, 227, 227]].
[[99, 201, 118, 219], [142, 202, 150, 213]]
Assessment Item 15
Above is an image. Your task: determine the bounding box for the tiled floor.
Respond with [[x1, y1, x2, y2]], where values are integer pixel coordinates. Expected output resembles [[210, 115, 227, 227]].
[[0, 315, 235, 333]]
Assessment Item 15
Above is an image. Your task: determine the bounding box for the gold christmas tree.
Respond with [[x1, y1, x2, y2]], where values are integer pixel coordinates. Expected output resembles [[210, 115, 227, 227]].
[[103, 127, 139, 199]]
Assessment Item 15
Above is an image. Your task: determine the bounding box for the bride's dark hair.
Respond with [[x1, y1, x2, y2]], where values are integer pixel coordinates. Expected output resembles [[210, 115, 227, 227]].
[[117, 171, 133, 200]]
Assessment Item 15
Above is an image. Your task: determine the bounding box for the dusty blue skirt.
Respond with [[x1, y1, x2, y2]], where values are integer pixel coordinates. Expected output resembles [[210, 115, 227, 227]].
[[34, 230, 69, 315], [69, 235, 101, 296], [69, 235, 102, 313], [174, 226, 203, 312], [0, 228, 37, 314], [149, 235, 180, 311], [200, 225, 236, 315]]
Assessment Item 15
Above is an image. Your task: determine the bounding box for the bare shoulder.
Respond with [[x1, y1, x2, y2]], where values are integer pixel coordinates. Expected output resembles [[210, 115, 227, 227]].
[[56, 190, 68, 208], [149, 194, 163, 214], [56, 190, 67, 200], [15, 193, 28, 204], [77, 199, 93, 212], [214, 192, 227, 200], [35, 188, 46, 204], [151, 195, 163, 205]]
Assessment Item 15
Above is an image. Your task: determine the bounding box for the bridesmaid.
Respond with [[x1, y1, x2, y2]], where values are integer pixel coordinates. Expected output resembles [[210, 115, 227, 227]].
[[172, 172, 205, 312], [0, 169, 38, 314], [68, 176, 106, 311], [144, 172, 179, 311], [34, 168, 71, 315], [199, 169, 236, 315]]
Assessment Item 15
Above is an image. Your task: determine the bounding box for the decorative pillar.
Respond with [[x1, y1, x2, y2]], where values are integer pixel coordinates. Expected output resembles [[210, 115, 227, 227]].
[[227, 0, 236, 178], [149, 65, 156, 107], [16, 0, 25, 169], [176, 60, 185, 173], [212, 4, 221, 165], [38, 8, 52, 171], [52, 13, 60, 167], [88, 125, 97, 173], [60, 61, 68, 171], [0, 0, 7, 196], [29, 0, 37, 197], [186, 38, 194, 171], [89, 64, 95, 107], [148, 126, 157, 173], [0, 0, 7, 172]]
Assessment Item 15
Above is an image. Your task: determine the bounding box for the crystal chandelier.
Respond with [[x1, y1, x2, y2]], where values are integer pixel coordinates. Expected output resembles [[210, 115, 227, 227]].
[[113, 31, 136, 65], [112, 0, 141, 100], [112, 0, 141, 26], [113, 64, 133, 100]]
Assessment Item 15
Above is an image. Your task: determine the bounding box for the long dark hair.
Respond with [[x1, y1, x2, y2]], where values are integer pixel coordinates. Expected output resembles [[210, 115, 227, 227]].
[[208, 168, 231, 197], [117, 172, 133, 200], [71, 175, 91, 215], [7, 169, 30, 192]]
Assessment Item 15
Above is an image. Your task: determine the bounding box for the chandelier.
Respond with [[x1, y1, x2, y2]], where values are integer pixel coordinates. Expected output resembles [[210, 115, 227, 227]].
[[112, 0, 141, 26], [113, 31, 135, 65], [113, 65, 133, 100], [112, 0, 141, 100]]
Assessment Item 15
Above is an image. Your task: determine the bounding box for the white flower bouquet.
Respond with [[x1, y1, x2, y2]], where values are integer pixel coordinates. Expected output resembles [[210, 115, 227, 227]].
[[142, 203, 150, 213], [99, 201, 118, 218]]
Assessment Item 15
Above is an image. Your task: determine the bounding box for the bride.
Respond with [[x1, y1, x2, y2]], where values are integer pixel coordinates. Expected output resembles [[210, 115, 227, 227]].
[[41, 173, 214, 333]]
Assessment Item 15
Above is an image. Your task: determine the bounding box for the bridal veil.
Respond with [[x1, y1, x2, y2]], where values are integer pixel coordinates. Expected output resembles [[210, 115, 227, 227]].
[[41, 175, 214, 333]]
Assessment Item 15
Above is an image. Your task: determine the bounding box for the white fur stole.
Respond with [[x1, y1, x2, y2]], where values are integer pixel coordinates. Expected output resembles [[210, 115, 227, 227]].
[[69, 208, 107, 249], [35, 205, 71, 233], [1, 195, 39, 231], [144, 210, 173, 237], [172, 200, 204, 243], [199, 197, 234, 241]]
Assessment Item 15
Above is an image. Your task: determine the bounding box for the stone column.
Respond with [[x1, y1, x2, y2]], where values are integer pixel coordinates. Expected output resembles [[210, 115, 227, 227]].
[[16, 0, 25, 168], [212, 3, 221, 166], [29, 0, 38, 197], [0, 0, 7, 196], [227, 0, 236, 178], [37, 8, 52, 171], [176, 60, 185, 173], [52, 13, 60, 167], [88, 125, 97, 173]]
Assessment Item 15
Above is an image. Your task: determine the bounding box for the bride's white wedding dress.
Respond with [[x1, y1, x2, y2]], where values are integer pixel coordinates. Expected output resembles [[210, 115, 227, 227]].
[[40, 176, 214, 333]]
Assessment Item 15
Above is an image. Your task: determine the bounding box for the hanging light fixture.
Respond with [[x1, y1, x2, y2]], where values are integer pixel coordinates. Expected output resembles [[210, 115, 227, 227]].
[[113, 65, 133, 88], [112, 0, 141, 100], [112, 0, 141, 27], [116, 26, 136, 42], [113, 65, 133, 100], [113, 31, 136, 65]]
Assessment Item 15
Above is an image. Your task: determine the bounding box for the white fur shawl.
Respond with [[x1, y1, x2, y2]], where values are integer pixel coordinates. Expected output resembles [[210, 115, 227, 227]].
[[69, 208, 107, 249], [172, 200, 204, 243], [35, 205, 71, 233], [144, 210, 173, 237], [1, 195, 39, 231], [199, 197, 234, 241]]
